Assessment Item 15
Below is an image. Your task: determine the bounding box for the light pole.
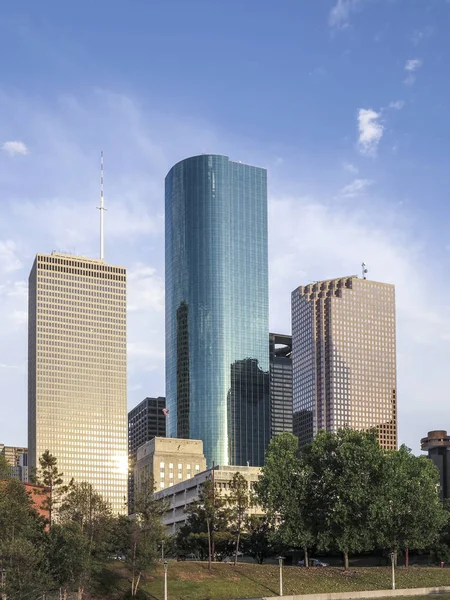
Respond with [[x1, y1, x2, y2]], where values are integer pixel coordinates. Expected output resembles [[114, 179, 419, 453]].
[[390, 552, 395, 590], [164, 560, 168, 600], [277, 556, 285, 597]]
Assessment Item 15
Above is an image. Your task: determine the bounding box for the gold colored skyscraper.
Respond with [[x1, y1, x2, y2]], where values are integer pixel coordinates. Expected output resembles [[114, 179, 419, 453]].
[[28, 252, 127, 513], [292, 276, 397, 450]]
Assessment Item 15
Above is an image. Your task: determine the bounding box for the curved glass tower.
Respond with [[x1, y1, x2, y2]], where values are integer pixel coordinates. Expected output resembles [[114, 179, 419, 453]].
[[165, 155, 269, 467]]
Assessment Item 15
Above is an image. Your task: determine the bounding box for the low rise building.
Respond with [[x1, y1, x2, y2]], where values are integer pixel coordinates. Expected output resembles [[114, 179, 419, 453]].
[[154, 465, 263, 534], [135, 437, 206, 497]]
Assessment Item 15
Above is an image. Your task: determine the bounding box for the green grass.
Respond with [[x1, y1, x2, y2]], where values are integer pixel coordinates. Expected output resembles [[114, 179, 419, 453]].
[[96, 562, 450, 600]]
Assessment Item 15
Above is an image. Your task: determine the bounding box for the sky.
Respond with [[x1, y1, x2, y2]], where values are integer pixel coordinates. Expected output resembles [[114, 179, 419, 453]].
[[1, 0, 450, 454]]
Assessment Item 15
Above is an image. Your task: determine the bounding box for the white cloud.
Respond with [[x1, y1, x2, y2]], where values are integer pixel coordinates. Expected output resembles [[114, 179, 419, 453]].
[[389, 100, 405, 110], [329, 0, 362, 29], [343, 162, 359, 174], [357, 108, 384, 156], [0, 240, 23, 274], [127, 263, 164, 313], [405, 59, 423, 72], [340, 178, 374, 198], [1, 141, 29, 156], [404, 59, 423, 85]]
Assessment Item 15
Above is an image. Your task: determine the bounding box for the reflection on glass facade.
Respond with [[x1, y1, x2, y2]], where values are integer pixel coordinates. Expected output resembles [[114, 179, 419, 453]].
[[269, 333, 293, 438], [165, 155, 269, 467], [292, 276, 397, 450], [28, 252, 128, 514]]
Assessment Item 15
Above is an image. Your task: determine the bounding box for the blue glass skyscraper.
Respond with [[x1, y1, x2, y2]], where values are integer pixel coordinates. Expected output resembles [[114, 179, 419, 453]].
[[165, 155, 269, 467]]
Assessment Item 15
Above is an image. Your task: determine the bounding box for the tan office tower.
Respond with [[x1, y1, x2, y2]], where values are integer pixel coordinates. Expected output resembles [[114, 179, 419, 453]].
[[292, 276, 397, 450], [28, 252, 127, 513]]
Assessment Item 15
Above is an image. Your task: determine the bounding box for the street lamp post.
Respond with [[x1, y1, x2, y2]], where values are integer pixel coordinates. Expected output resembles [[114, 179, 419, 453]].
[[390, 552, 395, 590], [277, 556, 285, 597], [163, 560, 168, 600]]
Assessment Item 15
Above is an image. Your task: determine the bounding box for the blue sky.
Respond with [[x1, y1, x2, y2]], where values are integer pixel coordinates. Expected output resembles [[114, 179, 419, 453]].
[[1, 0, 450, 453]]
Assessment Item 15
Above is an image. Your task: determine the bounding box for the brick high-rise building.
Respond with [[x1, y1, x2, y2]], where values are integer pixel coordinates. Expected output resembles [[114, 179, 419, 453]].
[[28, 252, 128, 513], [292, 276, 397, 450]]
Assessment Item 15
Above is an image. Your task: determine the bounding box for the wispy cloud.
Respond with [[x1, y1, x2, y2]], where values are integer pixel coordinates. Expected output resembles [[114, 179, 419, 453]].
[[0, 241, 23, 274], [329, 0, 362, 29], [340, 178, 374, 198], [1, 141, 29, 156], [343, 162, 359, 174], [357, 108, 384, 156], [389, 100, 405, 110], [412, 26, 434, 46], [404, 59, 423, 85]]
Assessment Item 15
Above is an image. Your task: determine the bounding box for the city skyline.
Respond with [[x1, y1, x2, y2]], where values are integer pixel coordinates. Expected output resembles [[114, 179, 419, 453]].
[[2, 1, 450, 455]]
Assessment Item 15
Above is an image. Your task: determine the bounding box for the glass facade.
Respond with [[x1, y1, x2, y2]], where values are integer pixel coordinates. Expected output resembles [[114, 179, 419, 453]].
[[28, 252, 128, 514], [292, 276, 397, 450], [269, 333, 293, 438], [165, 155, 269, 467]]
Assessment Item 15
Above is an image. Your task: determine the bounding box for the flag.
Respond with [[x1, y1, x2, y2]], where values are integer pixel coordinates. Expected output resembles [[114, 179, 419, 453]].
[[162, 408, 169, 417]]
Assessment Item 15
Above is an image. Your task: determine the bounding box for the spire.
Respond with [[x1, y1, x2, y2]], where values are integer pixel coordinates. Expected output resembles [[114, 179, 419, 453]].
[[97, 151, 107, 260]]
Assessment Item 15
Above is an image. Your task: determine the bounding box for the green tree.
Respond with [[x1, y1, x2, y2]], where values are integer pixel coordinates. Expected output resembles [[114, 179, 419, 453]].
[[0, 479, 49, 599], [241, 515, 280, 564], [59, 480, 112, 559], [185, 478, 230, 569], [47, 523, 91, 600], [0, 453, 11, 479], [256, 433, 314, 566], [122, 470, 166, 596], [301, 429, 385, 569], [0, 538, 50, 600], [36, 450, 65, 528], [375, 445, 448, 563], [0, 477, 46, 542], [228, 472, 250, 566]]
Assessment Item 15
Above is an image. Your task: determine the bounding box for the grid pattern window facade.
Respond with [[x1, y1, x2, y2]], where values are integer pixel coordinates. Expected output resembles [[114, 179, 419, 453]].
[[28, 252, 128, 513], [128, 396, 166, 513], [292, 276, 397, 450], [165, 155, 269, 467]]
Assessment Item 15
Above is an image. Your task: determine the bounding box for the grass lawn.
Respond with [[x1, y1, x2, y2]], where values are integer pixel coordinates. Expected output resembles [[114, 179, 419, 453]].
[[98, 562, 450, 600]]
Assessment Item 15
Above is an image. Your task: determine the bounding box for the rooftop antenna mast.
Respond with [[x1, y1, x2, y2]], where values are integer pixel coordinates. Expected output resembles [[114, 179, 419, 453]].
[[361, 261, 368, 280], [97, 151, 107, 260]]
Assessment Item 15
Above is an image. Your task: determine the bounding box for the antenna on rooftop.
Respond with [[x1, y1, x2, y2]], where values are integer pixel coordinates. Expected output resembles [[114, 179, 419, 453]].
[[97, 151, 107, 260], [361, 262, 368, 280]]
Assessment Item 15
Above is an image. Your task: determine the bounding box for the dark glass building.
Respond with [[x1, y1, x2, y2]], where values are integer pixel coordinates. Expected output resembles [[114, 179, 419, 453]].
[[128, 396, 166, 512], [165, 155, 269, 467], [421, 430, 450, 499], [269, 333, 293, 438]]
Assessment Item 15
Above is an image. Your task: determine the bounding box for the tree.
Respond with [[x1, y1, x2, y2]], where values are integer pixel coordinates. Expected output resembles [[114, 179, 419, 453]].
[[256, 433, 314, 567], [185, 478, 230, 569], [59, 481, 112, 559], [36, 450, 66, 528], [0, 478, 49, 599], [241, 515, 280, 564], [228, 472, 250, 566], [122, 469, 166, 596], [47, 523, 91, 600], [301, 429, 385, 569], [374, 445, 448, 563], [0, 477, 46, 543], [0, 538, 50, 600], [0, 453, 11, 479]]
